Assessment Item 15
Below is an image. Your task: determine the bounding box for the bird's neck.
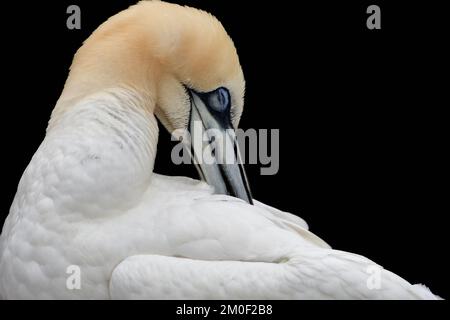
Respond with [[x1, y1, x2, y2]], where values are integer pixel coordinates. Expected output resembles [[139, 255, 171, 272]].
[[44, 88, 159, 215], [43, 11, 164, 212]]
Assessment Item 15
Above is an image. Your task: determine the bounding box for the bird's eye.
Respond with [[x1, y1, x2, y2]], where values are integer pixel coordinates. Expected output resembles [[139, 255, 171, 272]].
[[217, 87, 229, 109], [208, 87, 230, 113]]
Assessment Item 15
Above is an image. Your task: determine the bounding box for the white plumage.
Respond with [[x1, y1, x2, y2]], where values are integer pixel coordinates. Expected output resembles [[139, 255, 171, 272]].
[[0, 1, 440, 299]]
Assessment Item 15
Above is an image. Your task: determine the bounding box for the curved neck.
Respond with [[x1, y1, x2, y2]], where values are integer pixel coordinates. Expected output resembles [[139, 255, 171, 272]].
[[45, 88, 159, 215]]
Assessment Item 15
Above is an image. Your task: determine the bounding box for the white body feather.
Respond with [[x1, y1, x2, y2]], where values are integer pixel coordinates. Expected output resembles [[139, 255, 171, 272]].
[[0, 89, 439, 299]]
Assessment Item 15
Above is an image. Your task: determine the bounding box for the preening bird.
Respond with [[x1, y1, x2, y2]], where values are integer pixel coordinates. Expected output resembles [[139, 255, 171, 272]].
[[0, 1, 440, 299]]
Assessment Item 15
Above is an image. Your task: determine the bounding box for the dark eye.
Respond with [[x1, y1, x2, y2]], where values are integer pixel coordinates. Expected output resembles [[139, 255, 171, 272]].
[[208, 87, 230, 113]]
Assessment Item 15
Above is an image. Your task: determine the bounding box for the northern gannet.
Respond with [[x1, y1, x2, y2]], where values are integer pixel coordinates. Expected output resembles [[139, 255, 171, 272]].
[[0, 1, 440, 299]]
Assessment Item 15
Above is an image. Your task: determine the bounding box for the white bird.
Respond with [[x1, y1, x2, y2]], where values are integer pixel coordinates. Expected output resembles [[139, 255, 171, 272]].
[[0, 1, 440, 299]]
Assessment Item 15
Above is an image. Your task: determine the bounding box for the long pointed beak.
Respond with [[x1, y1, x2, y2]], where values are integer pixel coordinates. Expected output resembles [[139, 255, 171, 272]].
[[185, 89, 253, 204]]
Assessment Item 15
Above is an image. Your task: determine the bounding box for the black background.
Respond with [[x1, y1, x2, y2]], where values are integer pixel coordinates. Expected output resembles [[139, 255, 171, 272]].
[[0, 0, 448, 301]]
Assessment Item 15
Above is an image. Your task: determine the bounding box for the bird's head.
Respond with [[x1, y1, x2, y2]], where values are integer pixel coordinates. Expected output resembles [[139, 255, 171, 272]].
[[60, 1, 252, 203]]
